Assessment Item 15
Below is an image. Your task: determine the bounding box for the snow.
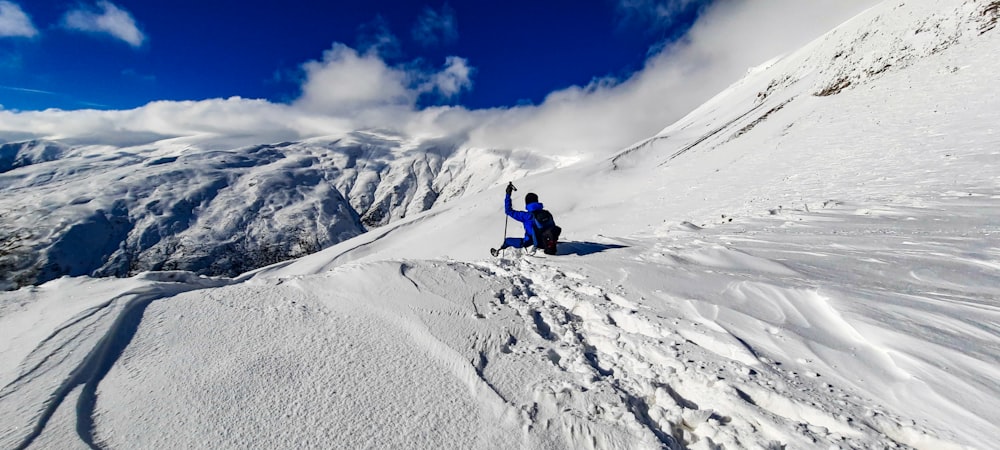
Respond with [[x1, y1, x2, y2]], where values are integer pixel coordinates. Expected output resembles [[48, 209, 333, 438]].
[[0, 132, 556, 289], [3, 0, 1000, 448]]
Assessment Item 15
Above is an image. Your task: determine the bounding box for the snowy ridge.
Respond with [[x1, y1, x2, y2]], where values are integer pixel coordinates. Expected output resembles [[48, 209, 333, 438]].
[[0, 132, 556, 289], [2, 0, 1000, 448], [0, 141, 71, 173], [614, 0, 999, 170]]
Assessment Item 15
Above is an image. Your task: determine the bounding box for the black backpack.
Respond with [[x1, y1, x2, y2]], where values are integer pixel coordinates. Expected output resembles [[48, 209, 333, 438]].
[[531, 209, 562, 255]]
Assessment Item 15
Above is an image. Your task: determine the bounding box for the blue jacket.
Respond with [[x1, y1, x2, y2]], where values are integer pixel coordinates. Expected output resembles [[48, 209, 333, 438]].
[[506, 194, 544, 244]]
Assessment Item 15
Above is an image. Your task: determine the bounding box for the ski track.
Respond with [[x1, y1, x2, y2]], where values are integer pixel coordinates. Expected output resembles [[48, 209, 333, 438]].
[[1, 197, 996, 449], [2, 1, 999, 447], [0, 273, 231, 449]]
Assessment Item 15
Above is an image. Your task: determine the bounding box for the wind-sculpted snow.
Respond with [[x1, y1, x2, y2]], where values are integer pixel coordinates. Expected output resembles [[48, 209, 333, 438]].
[[2, 0, 1000, 448], [0, 272, 231, 450], [2, 196, 997, 448], [0, 132, 555, 290]]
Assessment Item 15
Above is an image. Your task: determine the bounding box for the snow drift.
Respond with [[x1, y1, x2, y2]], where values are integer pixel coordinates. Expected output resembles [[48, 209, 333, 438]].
[[2, 0, 999, 448]]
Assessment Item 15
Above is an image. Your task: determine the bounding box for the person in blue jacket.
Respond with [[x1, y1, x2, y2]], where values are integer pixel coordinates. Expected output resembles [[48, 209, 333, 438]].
[[491, 183, 544, 256]]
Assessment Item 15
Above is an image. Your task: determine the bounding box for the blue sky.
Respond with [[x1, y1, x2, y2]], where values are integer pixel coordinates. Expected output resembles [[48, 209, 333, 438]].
[[0, 0, 878, 154], [0, 0, 710, 111]]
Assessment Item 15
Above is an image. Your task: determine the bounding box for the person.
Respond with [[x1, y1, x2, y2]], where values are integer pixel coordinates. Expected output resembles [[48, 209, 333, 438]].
[[491, 183, 553, 256]]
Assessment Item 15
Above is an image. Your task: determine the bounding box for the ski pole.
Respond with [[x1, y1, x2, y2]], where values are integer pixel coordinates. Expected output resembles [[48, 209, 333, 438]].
[[503, 214, 509, 242], [502, 182, 517, 243]]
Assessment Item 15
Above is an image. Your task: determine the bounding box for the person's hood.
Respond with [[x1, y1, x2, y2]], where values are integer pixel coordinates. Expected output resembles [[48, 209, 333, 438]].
[[526, 202, 544, 212]]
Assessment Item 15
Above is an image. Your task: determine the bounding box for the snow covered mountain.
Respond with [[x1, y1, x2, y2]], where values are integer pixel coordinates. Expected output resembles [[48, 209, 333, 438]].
[[2, 0, 999, 449], [0, 132, 556, 289]]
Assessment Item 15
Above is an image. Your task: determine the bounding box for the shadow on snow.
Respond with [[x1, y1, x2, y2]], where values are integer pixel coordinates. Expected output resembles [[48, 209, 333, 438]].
[[557, 241, 628, 256]]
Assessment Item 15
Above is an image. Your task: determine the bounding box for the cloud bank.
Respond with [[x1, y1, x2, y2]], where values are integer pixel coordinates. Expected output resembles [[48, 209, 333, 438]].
[[0, 0, 36, 37], [62, 1, 145, 47], [0, 0, 880, 155], [463, 0, 882, 154]]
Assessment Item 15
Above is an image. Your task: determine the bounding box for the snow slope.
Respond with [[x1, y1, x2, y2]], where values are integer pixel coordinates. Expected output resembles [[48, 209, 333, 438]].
[[2, 0, 1000, 448]]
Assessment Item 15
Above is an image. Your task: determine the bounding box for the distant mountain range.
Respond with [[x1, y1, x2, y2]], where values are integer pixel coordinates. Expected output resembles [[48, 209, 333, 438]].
[[0, 133, 556, 289], [2, 0, 997, 290]]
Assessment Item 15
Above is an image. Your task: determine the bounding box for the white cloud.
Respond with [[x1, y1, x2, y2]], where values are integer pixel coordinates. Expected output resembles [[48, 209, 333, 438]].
[[412, 4, 458, 47], [295, 44, 473, 115], [0, 0, 881, 156], [63, 1, 145, 47], [0, 85, 56, 95], [423, 56, 473, 98], [294, 44, 415, 114], [0, 1, 37, 38], [0, 97, 354, 147], [461, 0, 882, 155]]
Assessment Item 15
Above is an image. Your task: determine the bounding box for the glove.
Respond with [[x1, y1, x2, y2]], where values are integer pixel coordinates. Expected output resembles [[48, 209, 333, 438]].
[[505, 182, 515, 196]]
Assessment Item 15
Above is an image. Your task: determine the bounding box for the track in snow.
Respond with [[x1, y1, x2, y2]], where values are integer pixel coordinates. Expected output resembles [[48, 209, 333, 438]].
[[0, 273, 230, 449]]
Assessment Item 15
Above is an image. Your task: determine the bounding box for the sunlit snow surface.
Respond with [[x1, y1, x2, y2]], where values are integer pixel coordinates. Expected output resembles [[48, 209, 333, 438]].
[[3, 0, 1000, 448], [0, 133, 554, 289]]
